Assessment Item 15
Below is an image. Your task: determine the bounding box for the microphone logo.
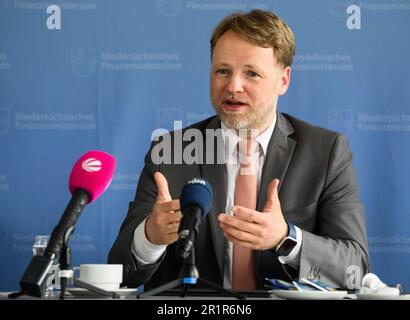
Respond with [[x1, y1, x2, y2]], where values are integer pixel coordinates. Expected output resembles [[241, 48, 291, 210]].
[[187, 178, 205, 186], [81, 158, 102, 172]]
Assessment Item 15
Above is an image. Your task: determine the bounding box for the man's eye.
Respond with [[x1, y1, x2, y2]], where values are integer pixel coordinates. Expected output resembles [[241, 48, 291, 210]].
[[247, 71, 259, 78], [216, 69, 230, 76]]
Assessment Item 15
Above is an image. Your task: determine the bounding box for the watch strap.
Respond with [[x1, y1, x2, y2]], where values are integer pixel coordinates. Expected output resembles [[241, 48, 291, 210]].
[[275, 222, 297, 253], [287, 222, 297, 240]]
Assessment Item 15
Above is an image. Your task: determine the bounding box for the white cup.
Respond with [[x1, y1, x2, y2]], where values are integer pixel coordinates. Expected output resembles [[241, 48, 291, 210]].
[[77, 264, 123, 291]]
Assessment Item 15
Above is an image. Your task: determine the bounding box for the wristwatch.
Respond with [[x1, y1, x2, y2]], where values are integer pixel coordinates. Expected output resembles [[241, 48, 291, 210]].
[[276, 222, 297, 257]]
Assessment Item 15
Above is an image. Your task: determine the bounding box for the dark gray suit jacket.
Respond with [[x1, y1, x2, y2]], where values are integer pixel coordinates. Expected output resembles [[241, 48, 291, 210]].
[[108, 112, 370, 289]]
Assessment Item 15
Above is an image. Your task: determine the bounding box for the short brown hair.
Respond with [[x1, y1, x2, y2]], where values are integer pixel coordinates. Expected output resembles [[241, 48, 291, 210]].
[[210, 9, 295, 67]]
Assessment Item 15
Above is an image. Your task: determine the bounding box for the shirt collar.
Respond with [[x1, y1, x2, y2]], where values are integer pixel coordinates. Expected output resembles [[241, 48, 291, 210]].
[[220, 114, 277, 158]]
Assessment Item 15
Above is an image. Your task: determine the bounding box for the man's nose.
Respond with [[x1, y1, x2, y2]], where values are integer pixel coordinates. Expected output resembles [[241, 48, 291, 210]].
[[226, 74, 244, 94]]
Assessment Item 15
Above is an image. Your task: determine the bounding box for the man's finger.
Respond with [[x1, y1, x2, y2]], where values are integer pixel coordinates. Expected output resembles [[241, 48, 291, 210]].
[[231, 206, 264, 224], [154, 172, 172, 202], [263, 178, 280, 212], [166, 211, 182, 224], [219, 211, 263, 232], [223, 232, 254, 249], [156, 199, 180, 213], [165, 222, 180, 234]]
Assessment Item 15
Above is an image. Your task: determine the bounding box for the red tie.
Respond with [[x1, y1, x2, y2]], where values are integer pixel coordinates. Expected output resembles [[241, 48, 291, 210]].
[[232, 139, 258, 290]]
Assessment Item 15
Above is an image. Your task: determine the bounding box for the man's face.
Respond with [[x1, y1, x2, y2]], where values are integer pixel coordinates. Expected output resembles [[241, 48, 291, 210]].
[[210, 30, 291, 131]]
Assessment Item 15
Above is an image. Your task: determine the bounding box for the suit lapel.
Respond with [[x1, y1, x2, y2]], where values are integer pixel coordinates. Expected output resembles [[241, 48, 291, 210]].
[[254, 112, 297, 284], [200, 117, 227, 278], [256, 112, 296, 212]]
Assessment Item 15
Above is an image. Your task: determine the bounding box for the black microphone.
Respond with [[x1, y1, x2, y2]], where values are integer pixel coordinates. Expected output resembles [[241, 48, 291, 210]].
[[176, 178, 213, 259], [17, 151, 116, 297]]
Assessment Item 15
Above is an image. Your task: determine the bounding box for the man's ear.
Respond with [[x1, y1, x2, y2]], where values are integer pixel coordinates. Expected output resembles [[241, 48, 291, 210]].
[[278, 66, 291, 96]]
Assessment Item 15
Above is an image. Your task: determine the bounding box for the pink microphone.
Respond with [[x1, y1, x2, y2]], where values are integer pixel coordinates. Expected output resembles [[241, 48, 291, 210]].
[[18, 150, 116, 298], [69, 150, 116, 203]]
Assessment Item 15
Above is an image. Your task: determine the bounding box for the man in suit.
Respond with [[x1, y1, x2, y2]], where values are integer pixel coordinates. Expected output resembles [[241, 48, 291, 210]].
[[108, 9, 370, 291]]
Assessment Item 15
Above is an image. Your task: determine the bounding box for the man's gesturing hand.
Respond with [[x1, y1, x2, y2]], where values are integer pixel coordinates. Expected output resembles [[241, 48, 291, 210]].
[[218, 178, 288, 250], [145, 172, 182, 245]]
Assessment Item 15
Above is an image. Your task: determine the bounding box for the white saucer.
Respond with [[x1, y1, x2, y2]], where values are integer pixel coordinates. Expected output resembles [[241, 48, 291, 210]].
[[272, 289, 348, 300], [356, 293, 410, 300], [67, 287, 138, 297]]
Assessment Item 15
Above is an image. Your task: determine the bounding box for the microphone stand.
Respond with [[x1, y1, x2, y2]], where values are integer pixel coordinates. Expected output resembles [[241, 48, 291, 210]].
[[59, 226, 75, 300], [139, 247, 245, 300], [8, 227, 75, 300]]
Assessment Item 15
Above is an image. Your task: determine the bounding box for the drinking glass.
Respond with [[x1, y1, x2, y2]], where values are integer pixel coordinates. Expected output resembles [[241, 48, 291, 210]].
[[32, 235, 59, 296], [32, 235, 50, 256]]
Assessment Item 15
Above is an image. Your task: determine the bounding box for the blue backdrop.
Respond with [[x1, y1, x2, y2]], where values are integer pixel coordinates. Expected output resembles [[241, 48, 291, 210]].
[[1, 0, 410, 291]]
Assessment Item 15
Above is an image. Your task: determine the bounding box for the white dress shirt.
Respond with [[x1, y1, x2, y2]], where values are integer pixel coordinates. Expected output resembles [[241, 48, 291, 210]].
[[131, 116, 302, 287]]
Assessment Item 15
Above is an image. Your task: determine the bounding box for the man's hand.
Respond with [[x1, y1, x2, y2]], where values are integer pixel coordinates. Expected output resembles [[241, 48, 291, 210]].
[[145, 172, 182, 245], [218, 178, 288, 250]]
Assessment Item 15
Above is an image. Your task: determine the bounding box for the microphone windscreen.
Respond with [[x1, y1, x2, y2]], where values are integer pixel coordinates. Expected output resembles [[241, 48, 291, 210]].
[[180, 178, 213, 216], [69, 150, 116, 203]]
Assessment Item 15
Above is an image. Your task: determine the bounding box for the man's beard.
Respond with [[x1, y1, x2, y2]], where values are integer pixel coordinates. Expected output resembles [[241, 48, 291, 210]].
[[212, 99, 275, 130]]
